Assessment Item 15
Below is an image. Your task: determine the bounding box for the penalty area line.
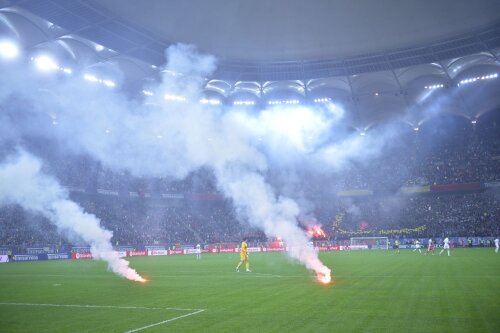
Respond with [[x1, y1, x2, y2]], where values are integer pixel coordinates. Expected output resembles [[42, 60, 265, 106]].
[[123, 309, 205, 333]]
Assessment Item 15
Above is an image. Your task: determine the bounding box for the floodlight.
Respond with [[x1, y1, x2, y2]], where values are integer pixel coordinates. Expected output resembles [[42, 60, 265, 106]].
[[33, 55, 59, 71], [0, 40, 20, 59]]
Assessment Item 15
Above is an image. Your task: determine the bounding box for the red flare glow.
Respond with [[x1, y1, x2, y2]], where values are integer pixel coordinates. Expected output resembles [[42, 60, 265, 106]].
[[316, 272, 332, 285], [307, 225, 327, 238]]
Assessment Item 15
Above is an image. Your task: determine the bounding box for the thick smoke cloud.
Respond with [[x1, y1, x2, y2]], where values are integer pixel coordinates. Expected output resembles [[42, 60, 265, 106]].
[[0, 151, 145, 282], [0, 43, 408, 280]]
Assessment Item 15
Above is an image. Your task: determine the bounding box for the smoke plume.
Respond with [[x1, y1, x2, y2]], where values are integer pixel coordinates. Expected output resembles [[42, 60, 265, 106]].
[[0, 151, 145, 282]]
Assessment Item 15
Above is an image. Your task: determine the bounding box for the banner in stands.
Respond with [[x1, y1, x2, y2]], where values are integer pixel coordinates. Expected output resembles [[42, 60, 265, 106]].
[[71, 247, 91, 253], [262, 247, 286, 252], [145, 246, 166, 251], [218, 248, 236, 253], [168, 249, 185, 255], [27, 247, 52, 254], [127, 250, 147, 257], [114, 246, 134, 252], [400, 185, 431, 194], [47, 253, 70, 260], [484, 181, 500, 188], [247, 247, 261, 252], [336, 189, 373, 197], [161, 193, 184, 199], [115, 251, 127, 257], [97, 189, 119, 196], [430, 182, 481, 192], [0, 255, 9, 263], [71, 252, 93, 260], [13, 254, 40, 261], [148, 250, 168, 256]]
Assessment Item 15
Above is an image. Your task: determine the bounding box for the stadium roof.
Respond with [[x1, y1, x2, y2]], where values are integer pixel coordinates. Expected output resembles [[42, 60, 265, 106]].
[[0, 0, 499, 129], [95, 0, 500, 63]]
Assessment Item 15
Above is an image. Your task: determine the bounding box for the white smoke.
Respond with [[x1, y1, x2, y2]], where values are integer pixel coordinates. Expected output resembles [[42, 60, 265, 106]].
[[216, 167, 330, 278], [0, 43, 409, 280], [0, 151, 145, 282]]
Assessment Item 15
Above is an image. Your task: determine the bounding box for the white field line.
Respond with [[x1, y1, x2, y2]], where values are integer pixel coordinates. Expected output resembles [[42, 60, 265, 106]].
[[0, 302, 206, 333], [123, 309, 205, 333], [0, 302, 204, 312]]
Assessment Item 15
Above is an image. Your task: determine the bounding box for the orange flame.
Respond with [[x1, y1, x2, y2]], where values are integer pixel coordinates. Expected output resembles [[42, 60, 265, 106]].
[[316, 272, 332, 285], [307, 225, 327, 238]]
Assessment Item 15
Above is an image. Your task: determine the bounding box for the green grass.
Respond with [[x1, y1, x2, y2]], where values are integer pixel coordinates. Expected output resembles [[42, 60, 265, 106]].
[[0, 248, 499, 332]]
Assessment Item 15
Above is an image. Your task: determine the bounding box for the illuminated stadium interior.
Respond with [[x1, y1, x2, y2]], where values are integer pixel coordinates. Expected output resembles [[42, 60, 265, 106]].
[[0, 1, 499, 332]]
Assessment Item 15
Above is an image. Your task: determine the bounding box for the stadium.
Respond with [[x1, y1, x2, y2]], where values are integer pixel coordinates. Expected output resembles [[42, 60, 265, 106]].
[[0, 0, 499, 332]]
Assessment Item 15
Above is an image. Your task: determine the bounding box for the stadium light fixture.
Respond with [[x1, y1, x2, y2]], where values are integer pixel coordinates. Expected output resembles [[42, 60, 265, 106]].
[[471, 120, 477, 124], [200, 98, 221, 105], [142, 90, 154, 96], [164, 94, 186, 102], [102, 80, 116, 88], [0, 40, 20, 59], [414, 127, 419, 132], [84, 73, 115, 88], [33, 55, 59, 71], [84, 74, 99, 82], [360, 132, 366, 136]]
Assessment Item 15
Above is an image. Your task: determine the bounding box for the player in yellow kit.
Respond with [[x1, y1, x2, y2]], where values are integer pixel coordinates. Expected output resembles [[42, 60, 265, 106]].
[[236, 238, 251, 272]]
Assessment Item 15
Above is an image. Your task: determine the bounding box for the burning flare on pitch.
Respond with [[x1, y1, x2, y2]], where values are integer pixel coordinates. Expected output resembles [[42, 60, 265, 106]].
[[94, 249, 147, 283], [316, 269, 332, 285]]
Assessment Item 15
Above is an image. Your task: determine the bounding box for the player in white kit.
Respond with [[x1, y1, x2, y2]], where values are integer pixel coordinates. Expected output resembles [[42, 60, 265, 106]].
[[196, 244, 201, 259], [413, 240, 422, 253], [495, 238, 499, 253], [439, 237, 451, 256]]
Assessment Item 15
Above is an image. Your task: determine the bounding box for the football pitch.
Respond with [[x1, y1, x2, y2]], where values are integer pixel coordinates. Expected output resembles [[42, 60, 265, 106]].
[[0, 248, 499, 332]]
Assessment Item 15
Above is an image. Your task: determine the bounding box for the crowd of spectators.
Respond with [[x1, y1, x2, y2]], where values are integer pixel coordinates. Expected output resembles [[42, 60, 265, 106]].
[[0, 113, 498, 250], [1, 189, 498, 250], [321, 191, 499, 239]]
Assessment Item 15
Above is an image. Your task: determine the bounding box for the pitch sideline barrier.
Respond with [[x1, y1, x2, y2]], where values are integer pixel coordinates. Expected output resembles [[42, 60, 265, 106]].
[[5, 246, 345, 263]]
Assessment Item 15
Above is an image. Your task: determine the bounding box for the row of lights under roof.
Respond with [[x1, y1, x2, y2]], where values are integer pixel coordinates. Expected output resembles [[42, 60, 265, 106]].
[[424, 84, 444, 90], [200, 98, 221, 105], [164, 93, 186, 102], [233, 100, 255, 106], [4, 40, 499, 102], [83, 73, 116, 88], [144, 90, 222, 105], [268, 99, 300, 105], [1, 40, 117, 88], [32, 55, 72, 75], [313, 97, 332, 103], [458, 73, 498, 86]]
